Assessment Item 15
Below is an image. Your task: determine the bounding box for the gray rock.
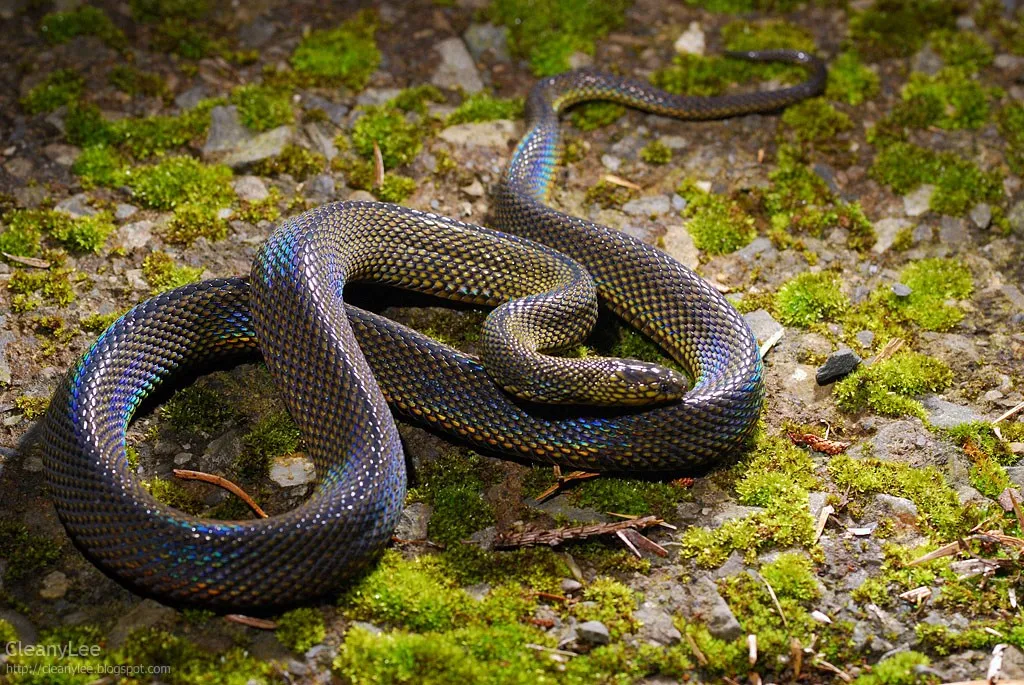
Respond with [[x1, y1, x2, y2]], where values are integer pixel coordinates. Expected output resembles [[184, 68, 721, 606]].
[[54, 193, 96, 218], [600, 154, 621, 172], [661, 225, 699, 270], [560, 578, 583, 594], [1008, 200, 1024, 236], [891, 283, 912, 297], [920, 396, 984, 428], [673, 21, 705, 55], [305, 173, 336, 199], [351, 621, 382, 635], [233, 176, 269, 202], [348, 190, 376, 202], [939, 216, 969, 244], [872, 217, 911, 254], [301, 93, 349, 126], [999, 645, 1024, 679], [217, 126, 293, 170], [855, 330, 875, 348], [237, 17, 276, 48], [736, 236, 773, 261], [816, 347, 862, 385], [1001, 285, 1024, 310], [912, 46, 943, 75], [635, 603, 682, 645], [13, 185, 47, 208], [577, 620, 611, 645], [201, 429, 242, 472], [671, 193, 687, 211], [686, 577, 743, 640], [202, 106, 250, 157], [38, 571, 69, 599], [743, 309, 783, 347], [394, 502, 431, 540], [439, 120, 519, 149], [107, 599, 177, 648], [114, 203, 138, 220], [463, 23, 510, 62], [119, 220, 154, 251], [303, 122, 338, 161], [872, 494, 919, 520], [0, 332, 13, 386], [903, 185, 934, 217], [174, 85, 209, 111], [622, 195, 670, 217], [269, 454, 316, 488], [970, 203, 992, 229], [42, 143, 80, 166], [431, 37, 484, 93]]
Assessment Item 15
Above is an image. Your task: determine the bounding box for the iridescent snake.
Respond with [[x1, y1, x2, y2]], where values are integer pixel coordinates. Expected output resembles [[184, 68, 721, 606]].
[[42, 50, 825, 610]]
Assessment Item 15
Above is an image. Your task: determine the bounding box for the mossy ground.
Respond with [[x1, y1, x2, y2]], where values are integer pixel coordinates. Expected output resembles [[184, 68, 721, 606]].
[[1, 0, 1024, 683]]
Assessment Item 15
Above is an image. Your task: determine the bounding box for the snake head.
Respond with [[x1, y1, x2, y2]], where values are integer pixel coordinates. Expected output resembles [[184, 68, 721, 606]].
[[606, 360, 690, 406]]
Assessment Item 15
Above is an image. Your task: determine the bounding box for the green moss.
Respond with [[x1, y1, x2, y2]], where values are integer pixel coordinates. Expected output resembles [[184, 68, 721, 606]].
[[639, 140, 671, 165], [236, 187, 282, 224], [237, 410, 301, 480], [439, 546, 567, 593], [1, 208, 113, 255], [275, 608, 326, 653], [929, 29, 994, 72], [901, 67, 996, 130], [290, 10, 380, 90], [160, 383, 235, 437], [20, 69, 83, 114], [0, 618, 16, 645], [130, 0, 209, 21], [142, 251, 204, 293], [573, 577, 639, 638], [722, 19, 816, 54], [71, 145, 125, 188], [411, 450, 496, 545], [109, 98, 221, 159], [849, 0, 957, 59], [677, 180, 756, 256], [584, 179, 636, 209], [351, 105, 425, 169], [153, 19, 216, 60], [829, 453, 966, 538], [568, 102, 625, 131], [825, 52, 880, 106], [163, 203, 229, 246], [734, 430, 820, 507], [571, 477, 689, 518], [14, 395, 51, 419], [124, 155, 233, 210], [392, 85, 446, 115], [447, 93, 524, 125], [683, 0, 803, 11], [775, 271, 848, 327], [834, 351, 952, 419], [947, 422, 1016, 498], [250, 144, 325, 181], [869, 142, 1002, 216], [487, 0, 629, 76], [229, 84, 293, 132], [40, 6, 126, 49], [0, 520, 62, 583], [897, 258, 973, 331], [853, 651, 934, 685], [375, 174, 418, 203], [9, 268, 75, 310], [764, 145, 833, 216], [53, 212, 115, 253], [146, 477, 205, 515], [780, 97, 853, 147], [998, 102, 1024, 175], [108, 65, 170, 100]]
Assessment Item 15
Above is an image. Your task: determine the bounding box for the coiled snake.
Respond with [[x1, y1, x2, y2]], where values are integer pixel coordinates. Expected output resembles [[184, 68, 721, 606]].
[[42, 50, 825, 610]]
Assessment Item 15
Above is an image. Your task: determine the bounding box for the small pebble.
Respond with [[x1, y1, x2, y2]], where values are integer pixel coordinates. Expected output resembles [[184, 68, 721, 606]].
[[891, 283, 912, 297], [560, 578, 583, 594], [816, 348, 862, 385], [577, 620, 611, 645]]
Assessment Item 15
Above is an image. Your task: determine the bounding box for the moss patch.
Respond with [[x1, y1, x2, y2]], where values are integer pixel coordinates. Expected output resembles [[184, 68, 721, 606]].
[[229, 84, 293, 132], [0, 520, 63, 584], [20, 69, 83, 114], [896, 258, 973, 331], [163, 203, 229, 246], [775, 271, 849, 327], [639, 140, 672, 165], [290, 10, 380, 90], [275, 607, 326, 653], [124, 155, 234, 210], [570, 477, 689, 519], [250, 144, 325, 181], [39, 5, 126, 49], [901, 68, 997, 130], [825, 52, 880, 106], [447, 93, 524, 125], [677, 180, 756, 256], [998, 102, 1024, 175], [849, 0, 957, 59], [834, 351, 952, 419], [142, 251, 204, 294]]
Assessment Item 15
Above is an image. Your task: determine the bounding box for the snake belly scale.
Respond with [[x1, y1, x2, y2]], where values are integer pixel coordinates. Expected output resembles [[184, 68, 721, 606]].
[[42, 50, 826, 609]]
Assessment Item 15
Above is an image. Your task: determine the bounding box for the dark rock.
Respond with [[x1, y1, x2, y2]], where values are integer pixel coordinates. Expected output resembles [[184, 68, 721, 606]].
[[577, 620, 611, 645], [635, 603, 682, 645], [920, 395, 984, 428], [816, 347, 862, 385]]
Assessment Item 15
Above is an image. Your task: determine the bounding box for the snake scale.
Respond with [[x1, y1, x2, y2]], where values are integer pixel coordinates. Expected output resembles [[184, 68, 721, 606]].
[[42, 49, 825, 610]]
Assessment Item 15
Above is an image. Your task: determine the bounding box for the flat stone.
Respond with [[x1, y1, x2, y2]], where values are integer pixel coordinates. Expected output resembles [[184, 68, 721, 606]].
[[661, 225, 699, 270], [674, 22, 705, 55], [233, 175, 269, 202], [911, 46, 943, 75], [736, 236, 773, 261], [855, 330, 875, 348], [872, 217, 911, 254], [269, 454, 315, 488], [577, 620, 611, 645], [107, 599, 177, 648], [461, 179, 485, 197], [970, 203, 992, 229], [939, 216, 970, 244], [816, 347, 861, 385], [635, 603, 682, 646], [174, 85, 209, 111], [348, 190, 376, 202], [394, 502, 431, 541], [202, 106, 250, 157], [1001, 285, 1024, 310], [54, 193, 96, 218], [560, 578, 583, 594], [744, 309, 783, 347], [622, 195, 670, 217], [42, 143, 80, 166], [891, 283, 912, 297], [13, 185, 47, 208], [920, 395, 984, 428], [114, 203, 138, 220], [463, 23, 510, 62], [303, 121, 338, 161], [872, 494, 919, 519], [305, 173, 336, 199], [237, 16, 276, 48], [39, 571, 69, 600], [439, 120, 519, 149], [903, 185, 934, 217], [0, 332, 13, 386], [119, 220, 154, 251], [300, 93, 349, 126], [687, 577, 743, 640], [216, 126, 293, 170], [431, 37, 484, 93]]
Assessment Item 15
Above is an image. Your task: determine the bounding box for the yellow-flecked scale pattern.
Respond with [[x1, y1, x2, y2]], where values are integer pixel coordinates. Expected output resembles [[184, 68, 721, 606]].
[[42, 50, 826, 610]]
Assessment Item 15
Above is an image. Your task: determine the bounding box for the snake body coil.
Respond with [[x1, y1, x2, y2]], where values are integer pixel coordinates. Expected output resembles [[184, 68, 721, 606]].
[[42, 51, 825, 609]]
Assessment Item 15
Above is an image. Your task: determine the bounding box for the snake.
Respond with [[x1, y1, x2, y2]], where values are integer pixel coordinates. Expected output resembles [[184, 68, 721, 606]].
[[41, 49, 826, 610]]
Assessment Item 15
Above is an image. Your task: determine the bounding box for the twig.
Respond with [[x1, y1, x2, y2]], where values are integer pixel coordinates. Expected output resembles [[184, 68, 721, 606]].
[[994, 401, 1024, 424], [2, 252, 50, 268], [534, 470, 600, 503], [759, 326, 784, 360], [172, 469, 267, 518], [602, 174, 641, 190], [898, 586, 932, 604], [813, 505, 834, 543], [525, 643, 577, 658], [493, 515, 663, 549], [756, 572, 787, 629], [1008, 490, 1024, 532], [372, 140, 385, 187], [532, 591, 569, 603], [685, 632, 708, 667], [226, 615, 276, 629], [391, 536, 446, 550], [791, 637, 802, 679], [619, 528, 668, 557], [872, 337, 905, 363], [607, 511, 676, 531], [813, 658, 852, 682], [907, 540, 963, 567]]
